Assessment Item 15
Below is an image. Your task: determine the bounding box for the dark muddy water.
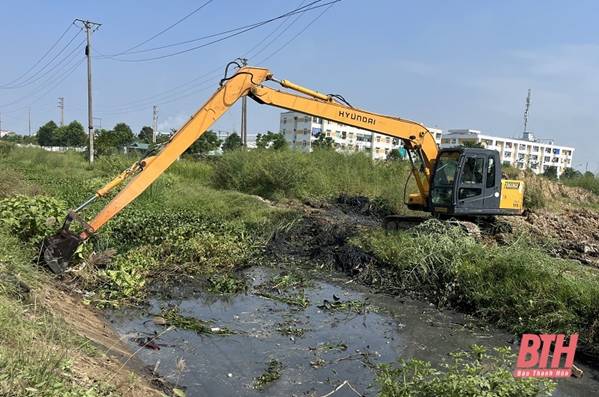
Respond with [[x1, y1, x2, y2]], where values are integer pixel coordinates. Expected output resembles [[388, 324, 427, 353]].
[[108, 267, 599, 397]]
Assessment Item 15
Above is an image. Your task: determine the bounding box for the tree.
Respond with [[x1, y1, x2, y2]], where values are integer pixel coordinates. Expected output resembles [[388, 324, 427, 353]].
[[543, 166, 558, 180], [560, 167, 582, 179], [256, 131, 288, 150], [312, 134, 334, 150], [138, 126, 154, 143], [584, 171, 595, 178], [386, 148, 403, 161], [186, 130, 221, 156], [222, 133, 243, 152], [54, 121, 86, 147], [36, 121, 58, 146], [114, 123, 134, 144]]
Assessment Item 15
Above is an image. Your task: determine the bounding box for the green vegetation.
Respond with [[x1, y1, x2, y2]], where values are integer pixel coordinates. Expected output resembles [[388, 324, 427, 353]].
[[0, 219, 117, 395], [222, 132, 243, 152], [561, 170, 599, 195], [253, 359, 282, 390], [377, 345, 555, 397], [212, 149, 412, 212], [255, 131, 288, 150], [36, 120, 87, 147], [351, 220, 599, 353], [161, 307, 233, 335]]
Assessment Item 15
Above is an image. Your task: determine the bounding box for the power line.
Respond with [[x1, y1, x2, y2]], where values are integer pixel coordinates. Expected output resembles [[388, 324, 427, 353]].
[[0, 48, 84, 109], [113, 0, 214, 57], [102, 0, 323, 58], [104, 0, 340, 62], [2, 58, 85, 113], [0, 23, 75, 88], [0, 28, 83, 89], [96, 0, 338, 118], [258, 1, 337, 64]]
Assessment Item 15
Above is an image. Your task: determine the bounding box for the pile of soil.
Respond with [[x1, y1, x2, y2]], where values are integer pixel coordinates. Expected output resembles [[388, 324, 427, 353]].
[[524, 174, 599, 206], [510, 208, 599, 267]]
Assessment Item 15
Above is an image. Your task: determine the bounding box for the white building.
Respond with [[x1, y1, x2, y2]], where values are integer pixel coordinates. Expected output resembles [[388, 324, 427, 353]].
[[0, 129, 16, 138], [440, 129, 574, 176], [279, 111, 442, 160]]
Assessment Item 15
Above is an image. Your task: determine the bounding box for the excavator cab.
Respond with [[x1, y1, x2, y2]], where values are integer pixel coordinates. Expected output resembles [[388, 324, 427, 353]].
[[429, 148, 524, 216]]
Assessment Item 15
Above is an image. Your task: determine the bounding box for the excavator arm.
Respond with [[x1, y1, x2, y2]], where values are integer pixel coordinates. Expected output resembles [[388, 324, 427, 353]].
[[42, 64, 438, 273]]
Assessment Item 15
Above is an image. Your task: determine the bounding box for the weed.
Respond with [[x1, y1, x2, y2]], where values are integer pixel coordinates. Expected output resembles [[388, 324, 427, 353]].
[[0, 195, 66, 241], [161, 307, 234, 335], [254, 359, 282, 390], [376, 345, 555, 397], [256, 291, 310, 308], [317, 298, 367, 313], [276, 322, 306, 337], [317, 342, 348, 352], [207, 273, 245, 294]]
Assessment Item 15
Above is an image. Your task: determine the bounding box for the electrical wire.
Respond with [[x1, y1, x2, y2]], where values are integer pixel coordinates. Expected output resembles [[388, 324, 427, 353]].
[[102, 0, 323, 58], [0, 28, 83, 90], [96, 0, 340, 118], [111, 0, 214, 57], [104, 0, 340, 62], [0, 58, 85, 115], [0, 23, 75, 88], [0, 44, 85, 109], [257, 1, 336, 64]]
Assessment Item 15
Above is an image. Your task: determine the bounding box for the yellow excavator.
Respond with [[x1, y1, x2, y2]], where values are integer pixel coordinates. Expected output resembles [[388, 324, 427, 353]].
[[42, 62, 525, 273]]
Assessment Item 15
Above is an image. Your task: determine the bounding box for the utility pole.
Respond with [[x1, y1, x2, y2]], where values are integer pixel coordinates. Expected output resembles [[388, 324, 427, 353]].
[[152, 105, 158, 143], [239, 57, 248, 146], [75, 19, 101, 164], [28, 107, 31, 135], [58, 97, 64, 126]]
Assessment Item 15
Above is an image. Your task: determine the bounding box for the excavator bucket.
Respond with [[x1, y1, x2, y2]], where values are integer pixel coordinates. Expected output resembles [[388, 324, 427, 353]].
[[41, 229, 82, 274], [40, 211, 90, 274]]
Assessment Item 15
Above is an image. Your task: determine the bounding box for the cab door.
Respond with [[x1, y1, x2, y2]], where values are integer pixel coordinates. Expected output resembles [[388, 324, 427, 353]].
[[456, 155, 485, 210], [482, 153, 501, 210]]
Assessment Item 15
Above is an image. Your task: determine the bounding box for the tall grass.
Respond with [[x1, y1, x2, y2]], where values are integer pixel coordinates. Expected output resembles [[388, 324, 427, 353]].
[[562, 173, 599, 195], [351, 220, 599, 353], [211, 149, 413, 213], [0, 228, 113, 395]]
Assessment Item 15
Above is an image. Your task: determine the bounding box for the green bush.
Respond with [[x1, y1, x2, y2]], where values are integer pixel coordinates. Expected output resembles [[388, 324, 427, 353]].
[[523, 184, 545, 209], [377, 345, 554, 397], [0, 195, 66, 241], [212, 149, 412, 212]]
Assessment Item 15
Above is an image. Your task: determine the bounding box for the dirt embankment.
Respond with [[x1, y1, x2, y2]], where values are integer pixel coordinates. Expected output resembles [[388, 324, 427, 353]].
[[41, 283, 166, 396], [509, 208, 599, 267]]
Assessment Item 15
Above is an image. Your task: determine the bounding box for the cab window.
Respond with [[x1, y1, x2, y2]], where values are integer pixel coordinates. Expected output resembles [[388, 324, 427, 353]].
[[486, 156, 496, 188]]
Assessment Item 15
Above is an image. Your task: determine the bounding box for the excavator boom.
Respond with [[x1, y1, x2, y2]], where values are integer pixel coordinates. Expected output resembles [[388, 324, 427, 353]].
[[42, 64, 439, 272]]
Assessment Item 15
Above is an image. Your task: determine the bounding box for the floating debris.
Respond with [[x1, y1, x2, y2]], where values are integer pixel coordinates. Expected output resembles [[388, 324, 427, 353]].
[[317, 296, 367, 313], [161, 307, 234, 335], [254, 359, 283, 390]]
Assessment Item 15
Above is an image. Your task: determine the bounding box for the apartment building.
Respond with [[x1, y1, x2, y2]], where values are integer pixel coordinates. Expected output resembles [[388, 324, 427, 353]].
[[279, 111, 442, 160], [441, 129, 574, 175]]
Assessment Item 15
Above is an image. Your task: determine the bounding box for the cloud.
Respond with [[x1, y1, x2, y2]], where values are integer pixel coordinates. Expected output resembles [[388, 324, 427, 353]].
[[157, 113, 189, 133]]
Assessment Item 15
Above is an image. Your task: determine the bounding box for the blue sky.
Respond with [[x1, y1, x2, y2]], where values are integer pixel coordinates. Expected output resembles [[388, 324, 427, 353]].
[[1, 0, 598, 171]]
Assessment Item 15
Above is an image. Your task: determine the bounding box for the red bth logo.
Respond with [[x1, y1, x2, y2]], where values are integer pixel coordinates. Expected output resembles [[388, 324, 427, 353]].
[[513, 333, 578, 378]]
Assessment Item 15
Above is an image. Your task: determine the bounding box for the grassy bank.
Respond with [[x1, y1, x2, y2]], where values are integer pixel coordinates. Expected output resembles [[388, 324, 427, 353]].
[[0, 226, 118, 395], [351, 220, 599, 355]]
